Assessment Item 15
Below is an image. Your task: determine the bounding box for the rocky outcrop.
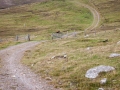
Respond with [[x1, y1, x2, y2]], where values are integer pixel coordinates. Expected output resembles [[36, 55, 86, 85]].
[[85, 65, 115, 79]]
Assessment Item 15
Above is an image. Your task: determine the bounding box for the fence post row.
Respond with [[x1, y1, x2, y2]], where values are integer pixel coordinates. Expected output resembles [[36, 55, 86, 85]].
[[15, 34, 31, 41]]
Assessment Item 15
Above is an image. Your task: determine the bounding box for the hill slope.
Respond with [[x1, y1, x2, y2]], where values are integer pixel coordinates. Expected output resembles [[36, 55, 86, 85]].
[[0, 0, 44, 9], [21, 0, 120, 90], [0, 0, 120, 89], [91, 0, 120, 31], [0, 0, 93, 38]]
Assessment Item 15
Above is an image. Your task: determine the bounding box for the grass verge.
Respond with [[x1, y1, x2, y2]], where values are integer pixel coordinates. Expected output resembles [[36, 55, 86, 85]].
[[22, 30, 120, 89]]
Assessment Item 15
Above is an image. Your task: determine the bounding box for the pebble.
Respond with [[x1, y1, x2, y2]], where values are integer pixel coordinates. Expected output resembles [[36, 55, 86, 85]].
[[98, 88, 104, 90], [86, 47, 90, 50], [109, 53, 120, 58], [117, 41, 120, 44], [12, 75, 16, 78], [100, 78, 107, 84], [45, 77, 52, 81]]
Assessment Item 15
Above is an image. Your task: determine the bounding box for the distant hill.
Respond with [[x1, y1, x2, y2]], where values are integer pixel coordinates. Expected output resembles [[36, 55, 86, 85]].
[[0, 0, 45, 9]]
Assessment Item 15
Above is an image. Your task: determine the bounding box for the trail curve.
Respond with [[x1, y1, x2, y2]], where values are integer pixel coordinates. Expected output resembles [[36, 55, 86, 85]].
[[0, 41, 59, 90], [71, 1, 100, 33]]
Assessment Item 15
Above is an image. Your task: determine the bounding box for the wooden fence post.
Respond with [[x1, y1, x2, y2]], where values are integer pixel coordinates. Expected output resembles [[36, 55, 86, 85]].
[[74, 30, 76, 37], [27, 34, 30, 41], [51, 34, 53, 40], [16, 35, 19, 41]]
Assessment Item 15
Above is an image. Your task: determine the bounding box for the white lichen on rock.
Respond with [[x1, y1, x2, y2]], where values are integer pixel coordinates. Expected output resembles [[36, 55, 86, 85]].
[[85, 65, 115, 79], [109, 53, 120, 58]]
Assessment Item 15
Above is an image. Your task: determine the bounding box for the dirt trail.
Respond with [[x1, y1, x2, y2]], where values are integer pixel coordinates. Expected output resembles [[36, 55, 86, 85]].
[[0, 41, 58, 90], [82, 4, 100, 32], [71, 1, 100, 33]]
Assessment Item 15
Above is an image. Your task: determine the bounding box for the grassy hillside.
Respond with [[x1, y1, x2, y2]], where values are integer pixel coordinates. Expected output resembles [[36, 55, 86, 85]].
[[0, 0, 93, 39], [0, 0, 120, 89], [91, 0, 120, 31], [22, 31, 120, 89], [21, 0, 120, 90], [0, 0, 44, 9]]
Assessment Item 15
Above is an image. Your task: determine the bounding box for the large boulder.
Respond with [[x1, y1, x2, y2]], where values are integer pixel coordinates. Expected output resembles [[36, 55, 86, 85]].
[[85, 65, 115, 79]]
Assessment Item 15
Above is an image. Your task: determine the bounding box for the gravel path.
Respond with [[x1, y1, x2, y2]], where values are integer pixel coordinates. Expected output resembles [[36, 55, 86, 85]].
[[0, 41, 58, 90]]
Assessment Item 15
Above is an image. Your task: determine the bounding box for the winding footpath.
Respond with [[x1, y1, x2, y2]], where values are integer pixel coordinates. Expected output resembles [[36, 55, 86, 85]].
[[0, 41, 58, 90], [0, 1, 100, 90], [71, 0, 100, 32]]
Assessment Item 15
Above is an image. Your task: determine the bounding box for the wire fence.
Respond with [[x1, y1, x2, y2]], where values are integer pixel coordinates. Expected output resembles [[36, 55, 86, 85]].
[[0, 28, 119, 43], [51, 31, 77, 39], [0, 34, 31, 43]]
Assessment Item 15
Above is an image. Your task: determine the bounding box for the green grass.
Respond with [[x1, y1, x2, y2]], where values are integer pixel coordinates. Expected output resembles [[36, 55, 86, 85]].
[[20, 0, 120, 89], [90, 0, 120, 30], [22, 29, 120, 89], [0, 41, 23, 50], [0, 0, 93, 40], [0, 0, 120, 89]]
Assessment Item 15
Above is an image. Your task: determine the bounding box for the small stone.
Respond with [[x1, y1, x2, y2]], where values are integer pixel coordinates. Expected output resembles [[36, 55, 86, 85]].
[[86, 47, 90, 50], [63, 54, 67, 58], [98, 88, 104, 90], [51, 56, 55, 59], [84, 34, 89, 38], [100, 78, 107, 84], [12, 75, 16, 78], [117, 41, 120, 44], [31, 64, 34, 67], [109, 53, 120, 58], [45, 77, 52, 81]]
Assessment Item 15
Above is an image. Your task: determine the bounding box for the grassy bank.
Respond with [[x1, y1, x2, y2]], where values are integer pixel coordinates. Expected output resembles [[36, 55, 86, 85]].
[[0, 41, 23, 50]]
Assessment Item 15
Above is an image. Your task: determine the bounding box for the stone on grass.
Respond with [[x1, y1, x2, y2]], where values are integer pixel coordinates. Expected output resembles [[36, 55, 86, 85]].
[[109, 53, 120, 58], [98, 88, 104, 90], [85, 65, 115, 79], [86, 47, 91, 50], [51, 56, 55, 59], [63, 54, 67, 58], [50, 54, 67, 60], [117, 41, 120, 44], [45, 77, 52, 81], [84, 34, 89, 38], [100, 78, 107, 84], [31, 64, 34, 67]]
